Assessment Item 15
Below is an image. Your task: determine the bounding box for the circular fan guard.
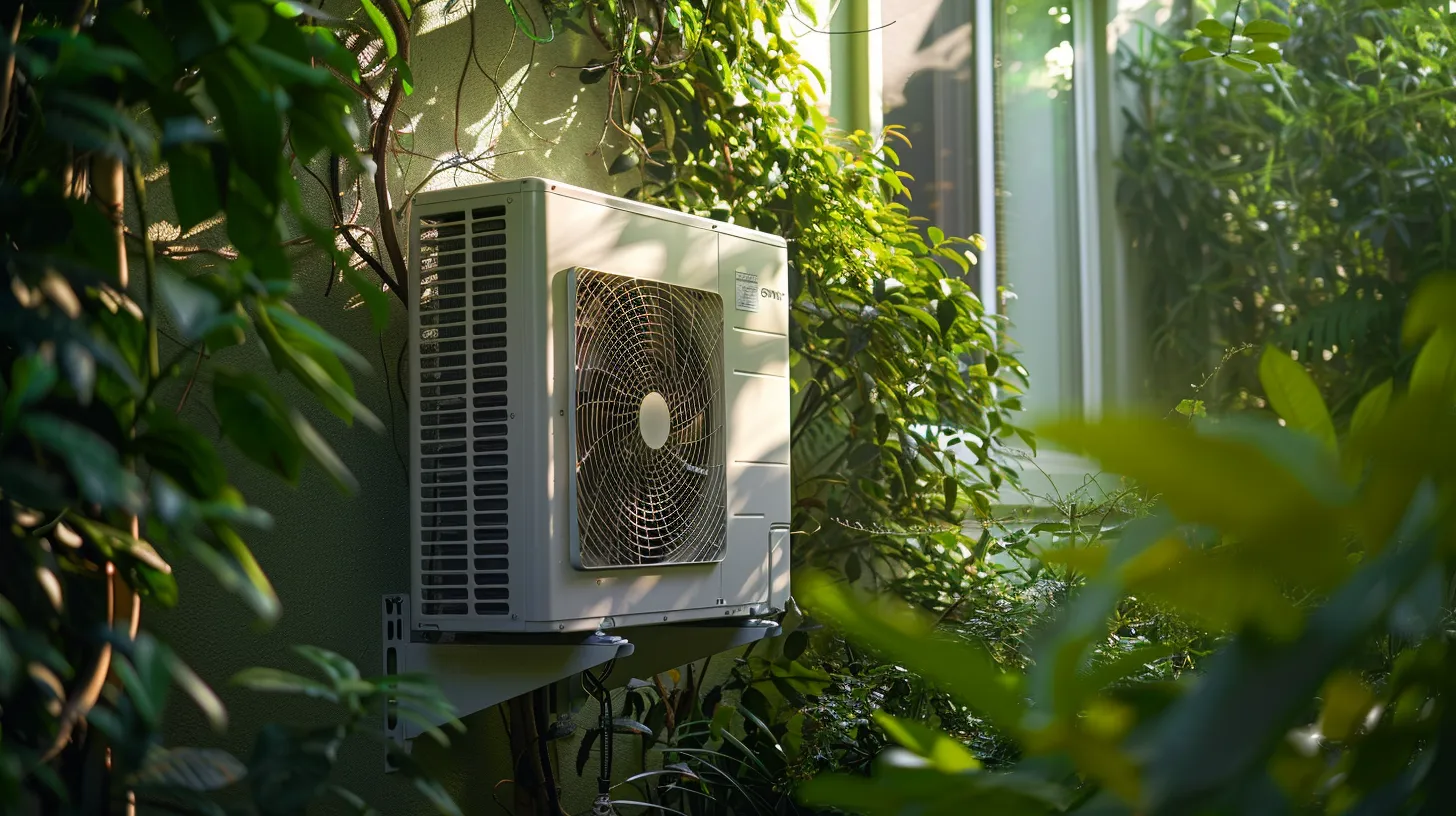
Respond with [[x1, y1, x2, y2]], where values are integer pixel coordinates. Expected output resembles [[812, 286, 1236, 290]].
[[572, 269, 727, 568]]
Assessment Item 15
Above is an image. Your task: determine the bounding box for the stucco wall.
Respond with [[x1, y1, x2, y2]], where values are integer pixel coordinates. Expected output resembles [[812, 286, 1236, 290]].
[[148, 3, 696, 812]]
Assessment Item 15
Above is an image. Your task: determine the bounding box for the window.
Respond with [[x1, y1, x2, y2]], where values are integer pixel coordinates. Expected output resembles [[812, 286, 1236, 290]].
[[816, 0, 1146, 498]]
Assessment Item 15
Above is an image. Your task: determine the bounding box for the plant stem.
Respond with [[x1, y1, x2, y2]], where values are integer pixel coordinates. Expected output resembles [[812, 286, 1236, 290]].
[[1224, 0, 1243, 56], [128, 158, 160, 382], [0, 4, 22, 158]]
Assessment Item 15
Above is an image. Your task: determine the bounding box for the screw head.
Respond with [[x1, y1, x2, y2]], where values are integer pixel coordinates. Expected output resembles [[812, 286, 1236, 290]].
[[662, 615, 669, 622]]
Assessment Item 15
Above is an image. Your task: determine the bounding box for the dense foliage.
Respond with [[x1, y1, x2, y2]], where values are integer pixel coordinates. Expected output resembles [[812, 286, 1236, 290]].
[[534, 0, 1028, 567], [1119, 0, 1456, 417], [0, 0, 453, 811], [801, 275, 1456, 813]]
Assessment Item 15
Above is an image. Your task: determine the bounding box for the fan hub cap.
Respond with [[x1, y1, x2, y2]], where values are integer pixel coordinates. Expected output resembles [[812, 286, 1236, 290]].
[[638, 391, 672, 450]]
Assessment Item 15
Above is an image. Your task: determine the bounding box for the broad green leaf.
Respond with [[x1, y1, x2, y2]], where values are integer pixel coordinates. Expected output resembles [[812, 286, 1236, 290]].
[[609, 150, 641, 175], [256, 306, 381, 430], [1180, 45, 1215, 62], [264, 306, 370, 372], [800, 574, 1025, 734], [358, 0, 398, 58], [873, 711, 981, 772], [249, 724, 345, 814], [213, 368, 305, 482], [341, 261, 392, 333], [1039, 415, 1340, 549], [4, 353, 58, 431], [233, 668, 339, 702], [1258, 345, 1336, 450], [1318, 671, 1374, 742], [22, 414, 143, 511], [1408, 327, 1456, 401], [1195, 19, 1233, 39], [292, 645, 361, 687], [137, 412, 229, 499], [1242, 19, 1292, 42], [1348, 379, 1393, 442], [1403, 274, 1456, 346], [710, 703, 735, 740], [1222, 54, 1260, 72], [129, 747, 245, 791], [1249, 44, 1282, 64], [158, 269, 223, 341]]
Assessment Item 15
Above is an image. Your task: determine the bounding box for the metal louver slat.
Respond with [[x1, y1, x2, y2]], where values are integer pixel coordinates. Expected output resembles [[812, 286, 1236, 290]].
[[417, 205, 511, 618]]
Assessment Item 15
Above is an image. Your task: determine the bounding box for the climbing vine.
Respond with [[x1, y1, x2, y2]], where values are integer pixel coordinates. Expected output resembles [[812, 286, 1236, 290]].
[[526, 0, 1030, 579]]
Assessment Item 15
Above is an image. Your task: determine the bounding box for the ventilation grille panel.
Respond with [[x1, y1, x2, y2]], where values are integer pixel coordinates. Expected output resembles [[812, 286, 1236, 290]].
[[571, 269, 727, 569], [417, 205, 511, 617]]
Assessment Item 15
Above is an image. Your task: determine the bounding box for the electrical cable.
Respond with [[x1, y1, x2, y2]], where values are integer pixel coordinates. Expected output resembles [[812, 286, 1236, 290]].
[[533, 686, 562, 816], [582, 659, 617, 815]]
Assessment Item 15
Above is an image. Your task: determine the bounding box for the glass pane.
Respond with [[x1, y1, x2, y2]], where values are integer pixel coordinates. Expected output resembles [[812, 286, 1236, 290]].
[[997, 0, 1082, 416], [880, 0, 978, 265]]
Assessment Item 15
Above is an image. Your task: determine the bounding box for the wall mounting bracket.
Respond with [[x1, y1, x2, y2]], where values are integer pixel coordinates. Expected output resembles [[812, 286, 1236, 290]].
[[381, 594, 782, 765]]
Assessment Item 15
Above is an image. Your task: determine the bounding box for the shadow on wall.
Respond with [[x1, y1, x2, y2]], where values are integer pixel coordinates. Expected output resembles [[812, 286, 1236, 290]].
[[401, 2, 631, 196], [149, 3, 639, 815]]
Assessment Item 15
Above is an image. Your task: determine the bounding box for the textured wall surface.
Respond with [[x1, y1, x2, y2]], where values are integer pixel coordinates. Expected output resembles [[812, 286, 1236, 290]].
[[149, 3, 661, 812]]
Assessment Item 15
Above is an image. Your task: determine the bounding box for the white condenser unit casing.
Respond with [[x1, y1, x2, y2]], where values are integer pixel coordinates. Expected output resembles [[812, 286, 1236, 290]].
[[408, 178, 791, 634]]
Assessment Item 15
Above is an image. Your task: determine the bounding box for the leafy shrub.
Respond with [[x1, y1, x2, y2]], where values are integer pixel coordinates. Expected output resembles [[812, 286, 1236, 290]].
[[0, 0, 446, 811], [1119, 0, 1456, 418], [801, 274, 1456, 813]]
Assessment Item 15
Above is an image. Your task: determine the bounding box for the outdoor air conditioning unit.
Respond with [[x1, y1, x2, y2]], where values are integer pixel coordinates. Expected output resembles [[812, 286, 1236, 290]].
[[407, 178, 791, 634]]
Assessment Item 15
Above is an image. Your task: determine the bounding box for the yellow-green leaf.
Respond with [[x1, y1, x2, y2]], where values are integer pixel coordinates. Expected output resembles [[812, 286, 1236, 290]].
[[873, 711, 981, 772], [1259, 346, 1336, 450]]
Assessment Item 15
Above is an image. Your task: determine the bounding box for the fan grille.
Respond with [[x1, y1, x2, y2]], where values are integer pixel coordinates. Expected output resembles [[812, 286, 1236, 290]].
[[572, 269, 727, 569]]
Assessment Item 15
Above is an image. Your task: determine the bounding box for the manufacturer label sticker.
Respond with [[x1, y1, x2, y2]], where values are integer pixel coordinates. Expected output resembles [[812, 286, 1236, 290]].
[[735, 270, 760, 312]]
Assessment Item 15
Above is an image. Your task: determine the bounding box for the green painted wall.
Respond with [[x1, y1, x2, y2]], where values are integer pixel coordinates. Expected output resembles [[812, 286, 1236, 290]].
[[147, 3, 732, 812]]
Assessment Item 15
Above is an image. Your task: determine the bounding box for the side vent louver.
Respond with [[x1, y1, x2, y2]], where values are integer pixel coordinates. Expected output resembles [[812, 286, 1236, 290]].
[[417, 205, 511, 619]]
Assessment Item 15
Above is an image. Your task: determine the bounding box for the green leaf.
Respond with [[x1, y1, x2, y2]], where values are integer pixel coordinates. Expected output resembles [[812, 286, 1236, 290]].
[[1258, 345, 1336, 450], [213, 368, 305, 482], [358, 0, 398, 58], [292, 645, 361, 688], [1222, 54, 1260, 72], [1038, 415, 1343, 561], [800, 574, 1025, 735], [183, 531, 281, 623], [935, 298, 957, 337], [709, 703, 735, 740], [22, 414, 143, 511], [609, 150, 641, 175], [1409, 327, 1456, 401], [1348, 379, 1393, 442], [926, 226, 944, 246], [1403, 274, 1456, 346], [1180, 45, 1215, 63], [249, 724, 344, 814], [256, 306, 380, 431], [1242, 19, 1292, 43], [264, 306, 371, 372], [129, 747, 246, 791], [873, 711, 981, 772], [4, 353, 58, 431], [341, 261, 392, 333], [167, 146, 222, 232], [233, 668, 339, 702], [158, 269, 223, 341], [1249, 44, 1282, 64], [137, 412, 229, 499], [1195, 19, 1233, 39]]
